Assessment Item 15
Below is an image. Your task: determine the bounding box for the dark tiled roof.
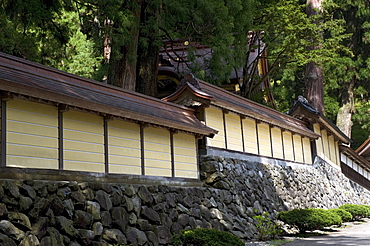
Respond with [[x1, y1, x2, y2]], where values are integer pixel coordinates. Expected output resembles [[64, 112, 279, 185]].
[[0, 52, 216, 137], [288, 96, 351, 144], [197, 80, 319, 139]]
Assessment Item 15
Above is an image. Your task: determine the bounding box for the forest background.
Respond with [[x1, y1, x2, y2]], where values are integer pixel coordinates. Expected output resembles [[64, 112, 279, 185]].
[[1, 0, 369, 149]]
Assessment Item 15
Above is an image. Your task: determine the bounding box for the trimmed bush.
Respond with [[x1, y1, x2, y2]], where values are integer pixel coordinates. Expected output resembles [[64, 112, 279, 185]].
[[329, 208, 353, 222], [339, 204, 370, 220], [171, 228, 244, 246], [277, 208, 341, 233]]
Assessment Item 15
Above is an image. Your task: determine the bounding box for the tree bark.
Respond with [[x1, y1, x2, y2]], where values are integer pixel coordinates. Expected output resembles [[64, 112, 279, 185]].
[[337, 78, 355, 140], [108, 44, 139, 90], [108, 1, 142, 91], [305, 61, 325, 114], [305, 0, 325, 114], [135, 0, 159, 97]]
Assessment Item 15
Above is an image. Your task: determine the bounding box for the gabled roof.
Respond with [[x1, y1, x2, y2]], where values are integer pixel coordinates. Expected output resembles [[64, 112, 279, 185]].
[[164, 75, 319, 139], [0, 52, 217, 137], [288, 96, 351, 144], [356, 136, 370, 161]]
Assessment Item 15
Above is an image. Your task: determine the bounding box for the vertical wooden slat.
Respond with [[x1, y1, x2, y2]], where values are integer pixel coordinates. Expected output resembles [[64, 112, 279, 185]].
[[0, 99, 6, 167], [281, 129, 286, 160], [222, 110, 228, 149], [240, 116, 245, 152], [58, 109, 63, 170], [104, 118, 109, 173], [140, 124, 145, 175], [170, 131, 175, 177], [255, 121, 260, 155]]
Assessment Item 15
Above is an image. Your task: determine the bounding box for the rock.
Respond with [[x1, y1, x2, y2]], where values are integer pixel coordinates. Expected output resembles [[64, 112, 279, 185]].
[[74, 210, 93, 228], [0, 220, 25, 241], [0, 203, 8, 217], [69, 242, 81, 246], [141, 206, 160, 224], [100, 211, 112, 227], [63, 199, 74, 219], [111, 207, 128, 232], [214, 181, 230, 190], [49, 195, 64, 216], [126, 227, 148, 246], [131, 196, 142, 215], [124, 185, 137, 197], [57, 187, 72, 199], [0, 186, 4, 200], [8, 212, 31, 230], [4, 181, 20, 199], [210, 208, 222, 220], [129, 212, 137, 225], [102, 229, 126, 245], [44, 227, 64, 246], [78, 229, 95, 245], [178, 214, 189, 226], [29, 198, 50, 219], [157, 226, 171, 245], [92, 222, 103, 236], [95, 191, 112, 211], [0, 233, 17, 246], [146, 231, 159, 246], [56, 216, 79, 238], [171, 222, 182, 234], [111, 188, 123, 206], [138, 186, 153, 205], [123, 196, 134, 212], [19, 196, 33, 212], [81, 188, 95, 200], [137, 219, 153, 231], [87, 201, 101, 220], [45, 209, 55, 226], [70, 191, 86, 206], [18, 232, 39, 246], [31, 217, 49, 240], [200, 161, 218, 173], [46, 183, 58, 193], [19, 184, 36, 200], [164, 193, 176, 207]]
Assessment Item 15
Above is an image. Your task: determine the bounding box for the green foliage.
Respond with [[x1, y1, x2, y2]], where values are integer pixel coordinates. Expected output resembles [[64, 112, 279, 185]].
[[253, 211, 282, 240], [171, 228, 244, 246], [339, 204, 370, 220], [329, 208, 353, 222], [277, 208, 341, 233]]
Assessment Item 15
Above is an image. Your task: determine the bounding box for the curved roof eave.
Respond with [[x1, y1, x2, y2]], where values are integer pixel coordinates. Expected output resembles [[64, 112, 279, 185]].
[[0, 52, 217, 137]]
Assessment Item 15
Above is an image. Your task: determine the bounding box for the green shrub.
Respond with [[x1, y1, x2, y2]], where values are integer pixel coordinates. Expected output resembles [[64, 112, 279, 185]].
[[339, 204, 370, 220], [171, 228, 244, 246], [325, 209, 343, 226], [253, 211, 282, 240], [329, 208, 353, 222], [277, 208, 340, 233]]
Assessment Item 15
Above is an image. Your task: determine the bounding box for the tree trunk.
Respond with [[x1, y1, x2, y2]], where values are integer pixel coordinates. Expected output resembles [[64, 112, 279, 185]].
[[108, 44, 139, 90], [305, 61, 325, 114], [135, 0, 159, 97], [337, 78, 355, 140], [305, 0, 325, 114], [108, 1, 142, 91], [136, 44, 159, 97]]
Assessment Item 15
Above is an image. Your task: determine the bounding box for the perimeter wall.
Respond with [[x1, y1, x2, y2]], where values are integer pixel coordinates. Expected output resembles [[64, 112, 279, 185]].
[[0, 156, 369, 245]]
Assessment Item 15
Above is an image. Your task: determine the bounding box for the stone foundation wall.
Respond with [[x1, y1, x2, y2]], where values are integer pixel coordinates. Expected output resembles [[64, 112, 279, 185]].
[[0, 156, 369, 245]]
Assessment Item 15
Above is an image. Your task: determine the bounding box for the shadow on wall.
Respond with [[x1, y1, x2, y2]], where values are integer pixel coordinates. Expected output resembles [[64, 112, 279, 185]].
[[0, 156, 368, 245], [199, 155, 370, 237]]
